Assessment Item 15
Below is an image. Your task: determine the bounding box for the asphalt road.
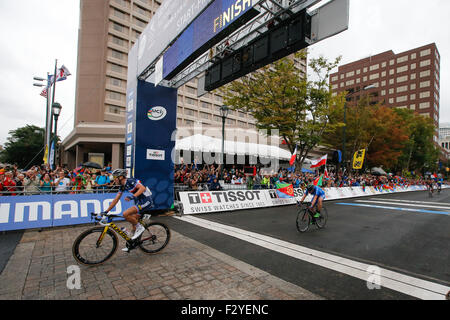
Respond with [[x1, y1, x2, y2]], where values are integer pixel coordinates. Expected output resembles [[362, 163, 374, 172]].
[[165, 189, 450, 300]]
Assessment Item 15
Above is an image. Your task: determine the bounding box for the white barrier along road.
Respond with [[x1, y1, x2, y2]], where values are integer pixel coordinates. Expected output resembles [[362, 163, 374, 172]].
[[178, 185, 443, 215]]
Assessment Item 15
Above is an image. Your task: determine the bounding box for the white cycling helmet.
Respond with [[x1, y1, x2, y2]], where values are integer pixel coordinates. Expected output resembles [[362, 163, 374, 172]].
[[112, 169, 127, 179]]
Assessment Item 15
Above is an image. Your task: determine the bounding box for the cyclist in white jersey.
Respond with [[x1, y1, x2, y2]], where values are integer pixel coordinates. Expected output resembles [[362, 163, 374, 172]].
[[103, 169, 154, 247]]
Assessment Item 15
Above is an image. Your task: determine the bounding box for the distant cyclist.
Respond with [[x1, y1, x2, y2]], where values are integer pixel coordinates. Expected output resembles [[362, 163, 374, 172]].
[[437, 177, 443, 192], [426, 179, 434, 193], [298, 183, 326, 222], [102, 169, 154, 251]]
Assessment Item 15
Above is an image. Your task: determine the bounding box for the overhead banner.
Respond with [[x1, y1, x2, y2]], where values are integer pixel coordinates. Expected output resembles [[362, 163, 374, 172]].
[[137, 0, 216, 76], [161, 0, 260, 80]]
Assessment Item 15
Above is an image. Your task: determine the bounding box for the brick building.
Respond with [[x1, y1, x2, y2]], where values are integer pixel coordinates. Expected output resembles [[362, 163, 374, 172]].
[[330, 43, 441, 142]]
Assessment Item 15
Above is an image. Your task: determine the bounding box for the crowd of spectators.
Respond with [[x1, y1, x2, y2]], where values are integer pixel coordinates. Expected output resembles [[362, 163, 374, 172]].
[[0, 163, 120, 196], [1, 162, 443, 196], [173, 163, 440, 191]]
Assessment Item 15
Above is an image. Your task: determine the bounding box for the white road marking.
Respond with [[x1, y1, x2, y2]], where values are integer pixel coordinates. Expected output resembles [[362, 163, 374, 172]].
[[370, 198, 450, 207], [356, 200, 450, 211], [174, 215, 450, 300]]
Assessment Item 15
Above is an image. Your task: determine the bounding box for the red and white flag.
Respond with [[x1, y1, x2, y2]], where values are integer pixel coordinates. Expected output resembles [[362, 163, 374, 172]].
[[289, 145, 297, 166], [40, 88, 48, 98], [310, 154, 327, 169], [56, 65, 71, 82]]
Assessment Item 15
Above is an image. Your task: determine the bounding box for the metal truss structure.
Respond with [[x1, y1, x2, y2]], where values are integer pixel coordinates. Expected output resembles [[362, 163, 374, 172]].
[[138, 0, 323, 89]]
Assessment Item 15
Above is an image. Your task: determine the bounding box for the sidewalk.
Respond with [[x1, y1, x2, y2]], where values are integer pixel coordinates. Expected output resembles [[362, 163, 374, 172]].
[[0, 222, 322, 300]]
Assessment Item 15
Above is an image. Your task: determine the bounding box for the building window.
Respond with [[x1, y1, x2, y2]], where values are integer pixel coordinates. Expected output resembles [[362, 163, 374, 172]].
[[112, 36, 126, 47], [410, 83, 416, 90], [110, 63, 124, 73], [420, 59, 431, 67], [420, 80, 430, 88], [381, 62, 387, 68], [370, 64, 379, 71], [420, 91, 431, 99], [185, 97, 197, 106], [200, 112, 210, 120], [397, 75, 408, 83], [381, 90, 386, 96], [346, 71, 355, 77], [381, 71, 386, 77], [110, 77, 123, 87], [185, 86, 196, 95], [420, 70, 431, 78], [369, 73, 379, 80], [112, 22, 125, 33], [363, 67, 368, 73], [410, 94, 416, 100], [411, 63, 416, 70], [410, 104, 415, 110], [381, 80, 386, 86], [397, 65, 408, 73], [420, 48, 431, 57], [111, 49, 124, 60], [389, 98, 394, 104], [109, 91, 124, 101], [419, 102, 430, 109], [346, 80, 355, 86], [411, 53, 416, 59], [389, 88, 394, 94], [356, 69, 361, 75], [397, 55, 408, 63], [390, 59, 394, 66], [396, 96, 407, 103], [410, 73, 416, 80], [389, 69, 394, 75], [389, 79, 394, 85], [331, 76, 338, 82], [396, 85, 408, 93], [363, 76, 367, 82]]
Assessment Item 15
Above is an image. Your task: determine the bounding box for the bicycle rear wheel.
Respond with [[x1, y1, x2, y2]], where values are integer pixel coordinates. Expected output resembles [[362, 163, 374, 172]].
[[296, 209, 310, 233], [138, 222, 171, 254], [315, 207, 328, 229], [72, 227, 118, 266]]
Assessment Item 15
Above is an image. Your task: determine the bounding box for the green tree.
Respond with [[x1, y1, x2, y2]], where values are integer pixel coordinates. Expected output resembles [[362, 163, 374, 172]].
[[324, 96, 410, 171], [0, 125, 46, 169], [393, 108, 439, 173], [219, 51, 344, 168]]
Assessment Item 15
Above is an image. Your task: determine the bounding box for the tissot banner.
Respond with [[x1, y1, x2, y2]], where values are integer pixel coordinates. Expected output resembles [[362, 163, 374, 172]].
[[179, 185, 432, 215]]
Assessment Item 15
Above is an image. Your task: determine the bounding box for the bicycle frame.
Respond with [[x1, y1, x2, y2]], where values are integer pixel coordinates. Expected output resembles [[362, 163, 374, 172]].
[[96, 216, 131, 247]]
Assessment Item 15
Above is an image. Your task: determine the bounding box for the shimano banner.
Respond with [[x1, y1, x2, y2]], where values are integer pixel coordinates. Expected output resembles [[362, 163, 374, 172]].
[[0, 193, 133, 232]]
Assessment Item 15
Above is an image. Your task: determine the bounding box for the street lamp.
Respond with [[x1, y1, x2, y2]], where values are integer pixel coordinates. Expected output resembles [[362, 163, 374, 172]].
[[219, 105, 229, 179], [52, 102, 62, 168], [342, 84, 377, 173], [33, 74, 51, 159]]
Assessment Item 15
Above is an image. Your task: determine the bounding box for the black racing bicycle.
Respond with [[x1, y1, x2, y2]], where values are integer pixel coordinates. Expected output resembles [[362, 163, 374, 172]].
[[72, 212, 170, 266], [296, 202, 328, 233]]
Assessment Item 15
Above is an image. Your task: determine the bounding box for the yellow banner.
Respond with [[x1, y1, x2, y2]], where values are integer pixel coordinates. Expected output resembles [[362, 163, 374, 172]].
[[43, 145, 48, 165], [353, 149, 365, 170]]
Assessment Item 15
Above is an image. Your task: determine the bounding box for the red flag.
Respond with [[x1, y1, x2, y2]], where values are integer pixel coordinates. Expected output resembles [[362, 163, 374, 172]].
[[289, 145, 297, 166], [310, 154, 327, 169]]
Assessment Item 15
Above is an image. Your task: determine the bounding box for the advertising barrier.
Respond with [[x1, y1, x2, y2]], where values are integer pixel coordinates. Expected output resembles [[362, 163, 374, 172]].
[[0, 193, 133, 232], [179, 185, 441, 215]]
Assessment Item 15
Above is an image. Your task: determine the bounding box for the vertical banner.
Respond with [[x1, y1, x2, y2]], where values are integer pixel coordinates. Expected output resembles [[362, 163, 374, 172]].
[[133, 80, 177, 210], [352, 149, 366, 170]]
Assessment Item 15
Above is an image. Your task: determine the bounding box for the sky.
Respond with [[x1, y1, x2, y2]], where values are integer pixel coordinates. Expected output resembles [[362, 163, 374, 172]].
[[0, 0, 449, 147]]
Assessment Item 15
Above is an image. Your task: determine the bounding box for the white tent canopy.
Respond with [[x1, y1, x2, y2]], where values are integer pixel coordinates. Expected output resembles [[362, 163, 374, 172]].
[[175, 134, 292, 160]]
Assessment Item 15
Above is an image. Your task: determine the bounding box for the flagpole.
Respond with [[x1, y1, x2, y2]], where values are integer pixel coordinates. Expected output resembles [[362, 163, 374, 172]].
[[44, 72, 50, 149], [47, 59, 58, 165]]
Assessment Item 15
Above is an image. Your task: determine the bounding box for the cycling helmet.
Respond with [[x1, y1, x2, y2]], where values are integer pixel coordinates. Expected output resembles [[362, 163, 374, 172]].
[[307, 184, 315, 192], [112, 168, 127, 179]]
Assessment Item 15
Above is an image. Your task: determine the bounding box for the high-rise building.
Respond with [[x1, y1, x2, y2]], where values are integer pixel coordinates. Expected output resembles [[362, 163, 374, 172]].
[[329, 43, 441, 142], [62, 0, 307, 169]]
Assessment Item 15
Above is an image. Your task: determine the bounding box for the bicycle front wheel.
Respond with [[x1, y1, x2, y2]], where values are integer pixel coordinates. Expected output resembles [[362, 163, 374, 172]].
[[138, 222, 171, 254], [296, 209, 310, 233], [72, 227, 118, 266], [316, 207, 329, 229]]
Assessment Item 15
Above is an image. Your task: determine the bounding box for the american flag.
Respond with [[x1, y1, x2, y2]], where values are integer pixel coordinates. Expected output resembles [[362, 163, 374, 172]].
[[40, 87, 48, 98]]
